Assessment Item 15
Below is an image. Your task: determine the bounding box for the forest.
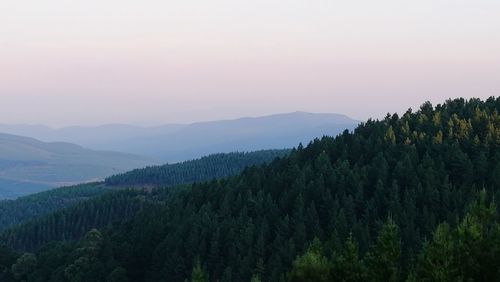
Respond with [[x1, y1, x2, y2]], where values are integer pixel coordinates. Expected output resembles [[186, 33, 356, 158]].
[[0, 150, 286, 238], [1, 97, 500, 281], [0, 184, 106, 232], [105, 150, 289, 187]]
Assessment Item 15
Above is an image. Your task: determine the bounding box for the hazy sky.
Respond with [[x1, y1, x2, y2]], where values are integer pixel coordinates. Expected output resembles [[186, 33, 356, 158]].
[[1, 0, 499, 127]]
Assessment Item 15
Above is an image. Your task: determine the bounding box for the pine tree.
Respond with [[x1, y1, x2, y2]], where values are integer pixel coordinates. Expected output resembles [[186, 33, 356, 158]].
[[191, 260, 208, 282], [331, 234, 366, 282], [288, 241, 331, 282], [365, 218, 401, 282], [11, 253, 37, 281]]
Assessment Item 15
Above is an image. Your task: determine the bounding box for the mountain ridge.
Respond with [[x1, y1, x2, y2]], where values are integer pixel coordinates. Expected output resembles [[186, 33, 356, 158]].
[[0, 133, 155, 198], [0, 112, 358, 162]]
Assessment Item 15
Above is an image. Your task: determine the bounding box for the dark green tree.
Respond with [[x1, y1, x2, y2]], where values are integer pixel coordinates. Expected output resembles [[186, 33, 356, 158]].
[[288, 241, 330, 282], [331, 234, 366, 282], [365, 218, 401, 282], [190, 260, 208, 282], [107, 266, 128, 282], [11, 253, 36, 281]]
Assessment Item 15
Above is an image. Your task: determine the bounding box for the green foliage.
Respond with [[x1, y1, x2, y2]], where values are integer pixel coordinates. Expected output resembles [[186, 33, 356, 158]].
[[288, 245, 330, 282], [105, 150, 289, 187], [0, 97, 499, 281], [413, 224, 457, 281], [0, 245, 17, 281], [107, 266, 128, 282], [191, 260, 208, 282], [250, 273, 262, 282], [11, 253, 36, 281], [0, 151, 287, 251], [0, 183, 107, 232], [287, 221, 402, 282], [0, 189, 144, 251], [331, 234, 366, 282], [63, 229, 106, 282], [365, 218, 401, 282], [413, 190, 500, 281]]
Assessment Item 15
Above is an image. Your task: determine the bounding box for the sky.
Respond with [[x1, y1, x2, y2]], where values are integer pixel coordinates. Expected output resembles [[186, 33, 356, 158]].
[[1, 0, 499, 127]]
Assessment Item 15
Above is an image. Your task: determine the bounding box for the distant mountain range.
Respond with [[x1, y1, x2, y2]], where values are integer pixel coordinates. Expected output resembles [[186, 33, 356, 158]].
[[0, 112, 358, 162], [0, 133, 153, 199], [0, 112, 357, 198]]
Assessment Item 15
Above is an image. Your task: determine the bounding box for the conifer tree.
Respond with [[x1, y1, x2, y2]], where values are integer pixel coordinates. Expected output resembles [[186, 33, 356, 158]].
[[365, 218, 401, 282], [191, 260, 208, 282]]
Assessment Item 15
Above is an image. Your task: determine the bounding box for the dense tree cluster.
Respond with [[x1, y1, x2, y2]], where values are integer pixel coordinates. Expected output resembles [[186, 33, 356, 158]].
[[288, 191, 500, 281], [105, 150, 289, 187], [0, 97, 499, 281], [0, 150, 287, 241], [0, 245, 17, 281], [0, 189, 145, 251], [0, 184, 107, 232]]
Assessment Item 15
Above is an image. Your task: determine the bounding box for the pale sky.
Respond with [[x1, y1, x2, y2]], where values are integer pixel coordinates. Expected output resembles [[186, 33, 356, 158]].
[[1, 0, 499, 126]]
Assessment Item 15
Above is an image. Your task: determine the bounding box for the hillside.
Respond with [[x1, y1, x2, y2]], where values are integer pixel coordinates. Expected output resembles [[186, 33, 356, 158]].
[[0, 150, 287, 233], [0, 97, 499, 281], [0, 133, 153, 198], [105, 150, 289, 187], [0, 112, 358, 162], [0, 183, 107, 232]]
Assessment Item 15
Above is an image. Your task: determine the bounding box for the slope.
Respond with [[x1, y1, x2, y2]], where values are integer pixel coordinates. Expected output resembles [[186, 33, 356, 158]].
[[0, 183, 107, 232], [0, 150, 288, 232], [1, 97, 499, 281], [105, 150, 289, 187], [0, 133, 154, 198]]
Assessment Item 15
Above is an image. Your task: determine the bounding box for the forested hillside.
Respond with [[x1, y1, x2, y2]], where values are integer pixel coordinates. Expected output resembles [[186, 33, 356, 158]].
[[0, 189, 146, 251], [1, 97, 500, 281], [0, 150, 286, 238], [0, 184, 106, 232], [105, 150, 289, 187]]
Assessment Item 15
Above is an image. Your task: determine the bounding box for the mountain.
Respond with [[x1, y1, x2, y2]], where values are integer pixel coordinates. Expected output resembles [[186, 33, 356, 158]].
[[0, 133, 154, 198], [0, 112, 358, 162], [0, 123, 185, 149], [1, 97, 499, 281]]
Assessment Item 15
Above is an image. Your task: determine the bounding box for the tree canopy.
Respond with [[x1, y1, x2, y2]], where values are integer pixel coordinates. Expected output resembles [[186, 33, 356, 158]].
[[1, 97, 500, 281]]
